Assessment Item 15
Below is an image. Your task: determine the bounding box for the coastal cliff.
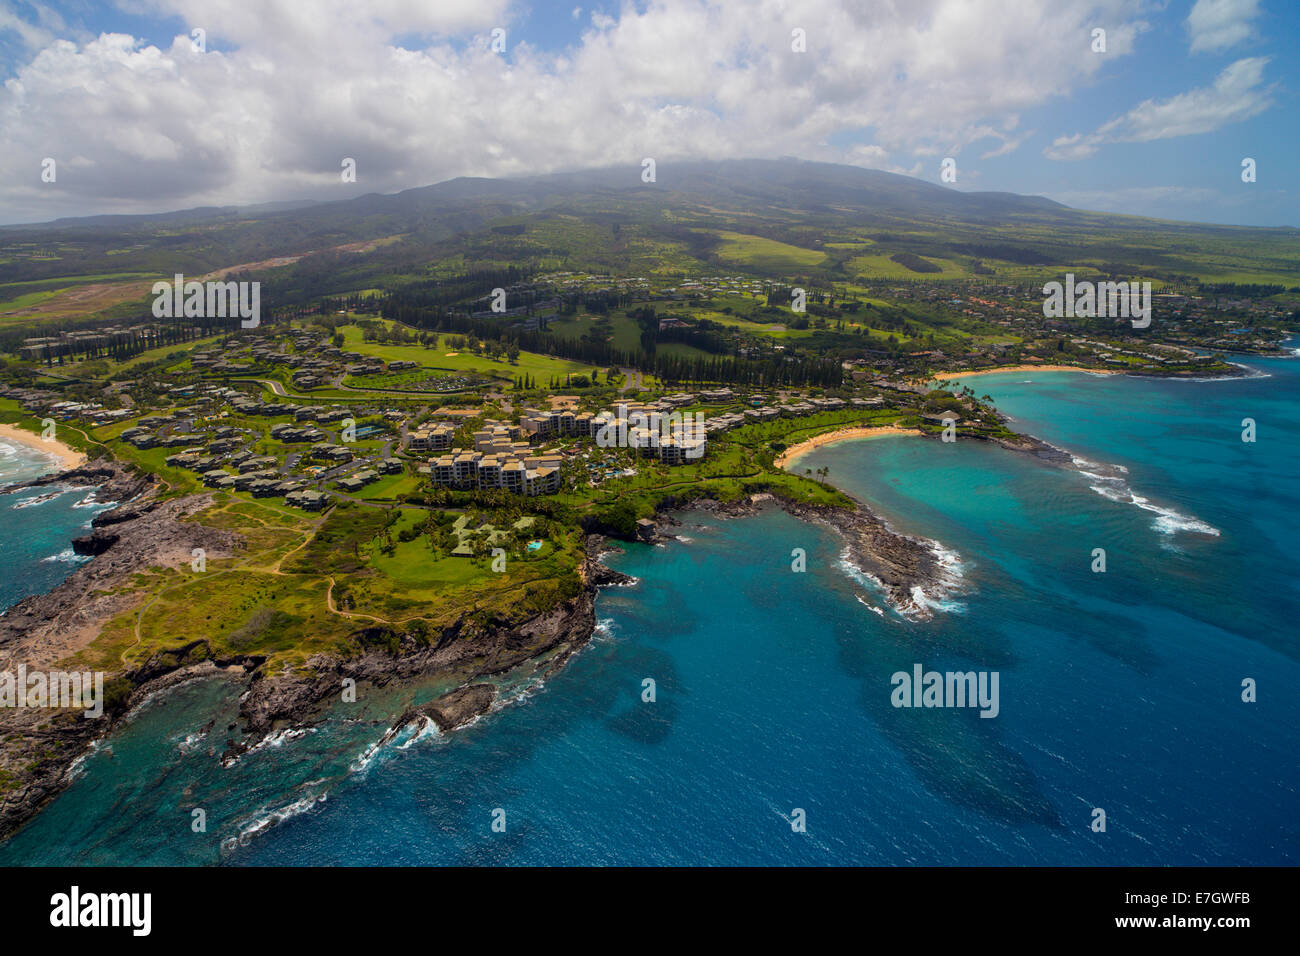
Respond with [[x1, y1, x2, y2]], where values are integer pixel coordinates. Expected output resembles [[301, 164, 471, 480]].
[[0, 465, 621, 839], [223, 544, 607, 765], [0, 423, 1015, 840], [0, 463, 244, 837]]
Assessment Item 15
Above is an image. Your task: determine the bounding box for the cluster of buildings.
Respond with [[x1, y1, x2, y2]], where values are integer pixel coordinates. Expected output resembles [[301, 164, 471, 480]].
[[308, 443, 356, 463], [270, 423, 327, 443], [67, 376, 396, 510], [151, 426, 394, 509], [136, 442, 305, 503], [425, 419, 564, 496], [703, 396, 880, 434], [39, 399, 132, 427], [18, 326, 163, 363], [517, 400, 710, 463], [108, 385, 359, 451], [533, 272, 783, 304], [448, 514, 537, 558], [121, 424, 204, 449], [426, 452, 563, 496], [0, 386, 136, 427], [187, 331, 428, 389], [414, 394, 724, 495], [414, 388, 802, 495], [585, 402, 707, 463]]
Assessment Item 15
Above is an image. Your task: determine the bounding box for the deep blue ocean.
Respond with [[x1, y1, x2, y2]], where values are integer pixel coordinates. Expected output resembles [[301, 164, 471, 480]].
[[1, 353, 1297, 865]]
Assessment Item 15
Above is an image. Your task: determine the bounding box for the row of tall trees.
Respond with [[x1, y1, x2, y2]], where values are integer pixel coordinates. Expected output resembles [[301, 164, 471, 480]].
[[30, 323, 210, 366], [652, 353, 842, 388]]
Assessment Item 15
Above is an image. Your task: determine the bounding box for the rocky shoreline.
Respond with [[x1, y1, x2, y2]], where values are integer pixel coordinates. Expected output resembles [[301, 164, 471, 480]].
[[0, 457, 630, 839], [0, 418, 1053, 843], [936, 361, 1255, 381], [211, 423, 1077, 774], [641, 490, 949, 618], [985, 429, 1074, 464], [221, 538, 615, 766], [0, 461, 251, 838], [1, 459, 151, 504]]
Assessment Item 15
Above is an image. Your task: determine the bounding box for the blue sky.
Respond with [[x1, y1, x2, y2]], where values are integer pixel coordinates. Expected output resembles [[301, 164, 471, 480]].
[[0, 0, 1295, 226]]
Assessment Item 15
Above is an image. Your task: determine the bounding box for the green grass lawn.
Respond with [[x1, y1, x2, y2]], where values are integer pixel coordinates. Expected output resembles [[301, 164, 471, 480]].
[[351, 472, 424, 502], [340, 321, 599, 383], [713, 231, 828, 271], [0, 288, 61, 311]]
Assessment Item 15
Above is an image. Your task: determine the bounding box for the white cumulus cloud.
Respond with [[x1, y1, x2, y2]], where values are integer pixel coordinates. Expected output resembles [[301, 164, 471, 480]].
[[1045, 56, 1273, 159], [0, 0, 1156, 222], [1186, 0, 1260, 54]]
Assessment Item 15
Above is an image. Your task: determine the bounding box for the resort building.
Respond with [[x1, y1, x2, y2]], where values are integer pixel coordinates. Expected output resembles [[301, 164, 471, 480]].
[[429, 448, 562, 496], [408, 423, 455, 452]]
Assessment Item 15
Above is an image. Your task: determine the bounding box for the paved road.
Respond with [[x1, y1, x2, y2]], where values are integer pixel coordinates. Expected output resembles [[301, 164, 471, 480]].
[[619, 368, 644, 393]]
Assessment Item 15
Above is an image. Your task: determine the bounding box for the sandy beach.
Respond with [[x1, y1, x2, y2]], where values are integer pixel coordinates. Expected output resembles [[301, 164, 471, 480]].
[[0, 423, 87, 471], [929, 364, 1120, 382], [777, 424, 923, 468]]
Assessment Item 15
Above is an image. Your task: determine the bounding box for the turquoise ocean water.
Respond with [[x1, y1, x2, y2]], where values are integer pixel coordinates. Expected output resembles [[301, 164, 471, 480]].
[[0, 439, 113, 615], [1, 353, 1297, 865]]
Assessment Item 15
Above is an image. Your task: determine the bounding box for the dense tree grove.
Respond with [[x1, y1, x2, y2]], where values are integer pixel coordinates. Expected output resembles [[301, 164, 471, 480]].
[[651, 353, 842, 388], [379, 288, 842, 387]]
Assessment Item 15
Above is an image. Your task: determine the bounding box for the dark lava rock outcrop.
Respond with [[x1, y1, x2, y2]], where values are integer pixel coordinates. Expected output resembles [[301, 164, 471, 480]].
[[72, 529, 119, 556]]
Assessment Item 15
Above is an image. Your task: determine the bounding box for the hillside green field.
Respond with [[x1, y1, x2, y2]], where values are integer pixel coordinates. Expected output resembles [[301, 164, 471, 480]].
[[340, 321, 600, 383], [713, 231, 828, 271]]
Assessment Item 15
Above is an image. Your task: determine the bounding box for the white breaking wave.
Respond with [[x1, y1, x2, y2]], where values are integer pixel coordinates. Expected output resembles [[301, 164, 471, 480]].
[[223, 787, 329, 852], [350, 736, 386, 774], [234, 726, 315, 765], [1072, 453, 1129, 483], [0, 440, 65, 472], [63, 740, 105, 782], [1229, 362, 1270, 379], [1158, 362, 1271, 382], [351, 714, 443, 774], [601, 574, 641, 588], [489, 679, 547, 716], [11, 489, 66, 509], [42, 548, 88, 564], [837, 536, 967, 622], [909, 540, 969, 614], [395, 715, 442, 749], [855, 594, 886, 617], [836, 551, 885, 596], [1071, 455, 1218, 537], [73, 492, 114, 509], [909, 585, 968, 615], [177, 730, 208, 755], [256, 726, 312, 749]]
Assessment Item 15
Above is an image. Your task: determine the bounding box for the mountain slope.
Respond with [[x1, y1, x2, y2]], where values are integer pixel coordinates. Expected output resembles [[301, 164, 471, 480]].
[[1, 159, 1296, 297]]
